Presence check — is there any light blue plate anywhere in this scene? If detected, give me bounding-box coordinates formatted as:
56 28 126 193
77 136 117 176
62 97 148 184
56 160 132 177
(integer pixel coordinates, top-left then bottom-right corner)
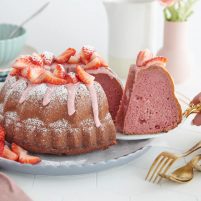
0 140 151 175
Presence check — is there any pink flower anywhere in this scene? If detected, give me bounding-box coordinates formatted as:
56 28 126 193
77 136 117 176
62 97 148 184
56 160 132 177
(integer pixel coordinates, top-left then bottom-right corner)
159 0 176 6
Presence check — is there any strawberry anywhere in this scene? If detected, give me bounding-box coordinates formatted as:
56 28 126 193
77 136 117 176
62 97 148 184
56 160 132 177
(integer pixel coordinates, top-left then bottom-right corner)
44 71 68 85
68 55 80 64
65 72 78 84
76 65 95 84
55 48 76 64
12 56 31 69
11 143 41 165
136 49 153 67
10 68 21 76
27 67 46 84
41 51 55 65
20 66 30 78
80 45 95 64
84 57 108 70
0 126 5 157
53 64 66 79
90 51 100 61
2 145 18 161
29 53 43 66
143 57 168 68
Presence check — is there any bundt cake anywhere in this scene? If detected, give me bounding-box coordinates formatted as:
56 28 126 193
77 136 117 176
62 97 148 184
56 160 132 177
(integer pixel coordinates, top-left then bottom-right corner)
116 49 182 134
0 47 117 155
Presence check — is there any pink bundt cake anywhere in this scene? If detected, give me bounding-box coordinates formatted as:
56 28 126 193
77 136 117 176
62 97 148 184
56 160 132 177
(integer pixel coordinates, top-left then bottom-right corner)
116 50 182 134
0 47 118 155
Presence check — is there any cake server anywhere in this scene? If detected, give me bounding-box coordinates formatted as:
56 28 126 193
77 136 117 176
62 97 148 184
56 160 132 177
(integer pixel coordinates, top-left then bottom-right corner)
8 2 50 38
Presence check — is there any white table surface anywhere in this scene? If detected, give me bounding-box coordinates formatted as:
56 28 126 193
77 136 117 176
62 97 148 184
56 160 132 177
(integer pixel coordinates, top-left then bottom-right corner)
1 47 201 201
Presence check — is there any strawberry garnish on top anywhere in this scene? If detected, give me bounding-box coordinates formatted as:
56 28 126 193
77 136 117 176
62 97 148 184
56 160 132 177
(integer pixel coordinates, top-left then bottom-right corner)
10 68 21 76
11 143 41 165
136 49 153 67
12 56 31 70
53 64 66 79
41 51 55 65
0 125 5 157
68 55 80 64
27 67 46 84
29 53 43 66
142 57 168 68
76 65 95 84
80 45 95 64
55 48 76 64
44 71 69 85
84 57 108 70
65 72 78 84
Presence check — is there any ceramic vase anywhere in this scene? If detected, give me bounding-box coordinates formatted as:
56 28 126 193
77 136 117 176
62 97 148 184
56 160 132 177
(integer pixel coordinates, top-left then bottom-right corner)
157 21 192 84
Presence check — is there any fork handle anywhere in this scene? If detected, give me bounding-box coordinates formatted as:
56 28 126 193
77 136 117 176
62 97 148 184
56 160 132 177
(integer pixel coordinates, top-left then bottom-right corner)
183 141 201 157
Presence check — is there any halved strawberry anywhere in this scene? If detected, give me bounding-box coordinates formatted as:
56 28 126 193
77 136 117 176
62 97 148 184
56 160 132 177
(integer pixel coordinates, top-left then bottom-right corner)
65 72 78 84
10 68 21 76
136 49 153 67
53 64 66 79
11 143 41 165
68 55 80 64
44 71 68 85
2 145 18 161
29 53 43 66
0 126 5 157
41 51 55 65
80 45 95 64
20 66 30 78
27 67 46 84
143 57 168 68
76 65 95 84
55 48 76 64
12 56 31 69
84 57 108 70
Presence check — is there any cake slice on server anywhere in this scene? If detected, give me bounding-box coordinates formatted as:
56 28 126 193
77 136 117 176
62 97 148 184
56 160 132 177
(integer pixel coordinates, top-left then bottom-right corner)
115 49 182 135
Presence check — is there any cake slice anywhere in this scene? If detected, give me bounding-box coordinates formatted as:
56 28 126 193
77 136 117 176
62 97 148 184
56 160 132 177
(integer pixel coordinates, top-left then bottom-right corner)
116 49 182 134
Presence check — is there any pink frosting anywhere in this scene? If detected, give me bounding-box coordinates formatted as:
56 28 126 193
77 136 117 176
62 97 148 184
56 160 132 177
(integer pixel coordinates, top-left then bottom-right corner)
0 173 32 201
19 83 36 104
87 83 101 127
43 85 56 106
66 83 79 116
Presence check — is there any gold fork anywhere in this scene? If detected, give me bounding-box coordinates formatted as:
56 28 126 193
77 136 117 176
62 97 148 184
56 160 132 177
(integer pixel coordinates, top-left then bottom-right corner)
145 140 201 184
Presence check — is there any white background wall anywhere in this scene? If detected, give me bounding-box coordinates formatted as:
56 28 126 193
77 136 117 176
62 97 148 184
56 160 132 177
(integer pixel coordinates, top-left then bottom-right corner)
0 0 201 61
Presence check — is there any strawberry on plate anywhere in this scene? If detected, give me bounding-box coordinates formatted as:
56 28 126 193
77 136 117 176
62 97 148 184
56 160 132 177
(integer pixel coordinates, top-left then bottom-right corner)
84 57 108 70
55 48 76 64
11 143 41 165
29 53 43 66
0 125 5 157
2 145 18 161
136 49 153 67
41 51 55 65
53 64 66 79
68 55 80 64
28 67 46 84
44 71 69 85
80 45 95 64
76 65 95 84
143 57 168 68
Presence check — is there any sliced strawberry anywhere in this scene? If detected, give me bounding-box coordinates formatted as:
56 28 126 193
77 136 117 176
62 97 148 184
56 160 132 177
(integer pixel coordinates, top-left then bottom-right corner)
20 66 30 78
44 71 68 85
68 55 80 64
12 56 31 70
76 65 95 84
41 51 55 65
143 57 168 68
53 64 66 79
65 72 78 84
80 45 95 64
10 68 21 76
55 48 76 64
29 53 43 66
27 67 46 84
0 126 5 157
84 57 108 70
11 143 41 165
90 51 100 61
136 49 153 67
2 145 18 161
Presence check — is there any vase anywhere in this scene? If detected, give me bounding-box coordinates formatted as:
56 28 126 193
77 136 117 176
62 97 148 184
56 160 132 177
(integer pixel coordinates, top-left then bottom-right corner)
157 21 192 84
103 0 156 79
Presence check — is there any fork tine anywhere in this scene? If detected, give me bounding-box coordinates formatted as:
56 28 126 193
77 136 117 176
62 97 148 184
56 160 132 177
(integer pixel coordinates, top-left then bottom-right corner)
153 158 173 183
145 154 164 180
148 156 168 182
157 159 176 184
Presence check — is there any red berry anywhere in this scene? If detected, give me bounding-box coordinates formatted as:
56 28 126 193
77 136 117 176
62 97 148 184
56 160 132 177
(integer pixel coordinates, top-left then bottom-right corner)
10 68 21 76
12 56 31 69
76 65 95 84
27 67 46 84
53 64 66 79
136 49 153 67
80 45 95 64
41 51 55 65
0 126 5 157
84 57 108 70
2 145 18 161
44 71 69 85
143 57 168 68
68 55 80 64
65 72 78 84
29 53 43 66
55 48 76 64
